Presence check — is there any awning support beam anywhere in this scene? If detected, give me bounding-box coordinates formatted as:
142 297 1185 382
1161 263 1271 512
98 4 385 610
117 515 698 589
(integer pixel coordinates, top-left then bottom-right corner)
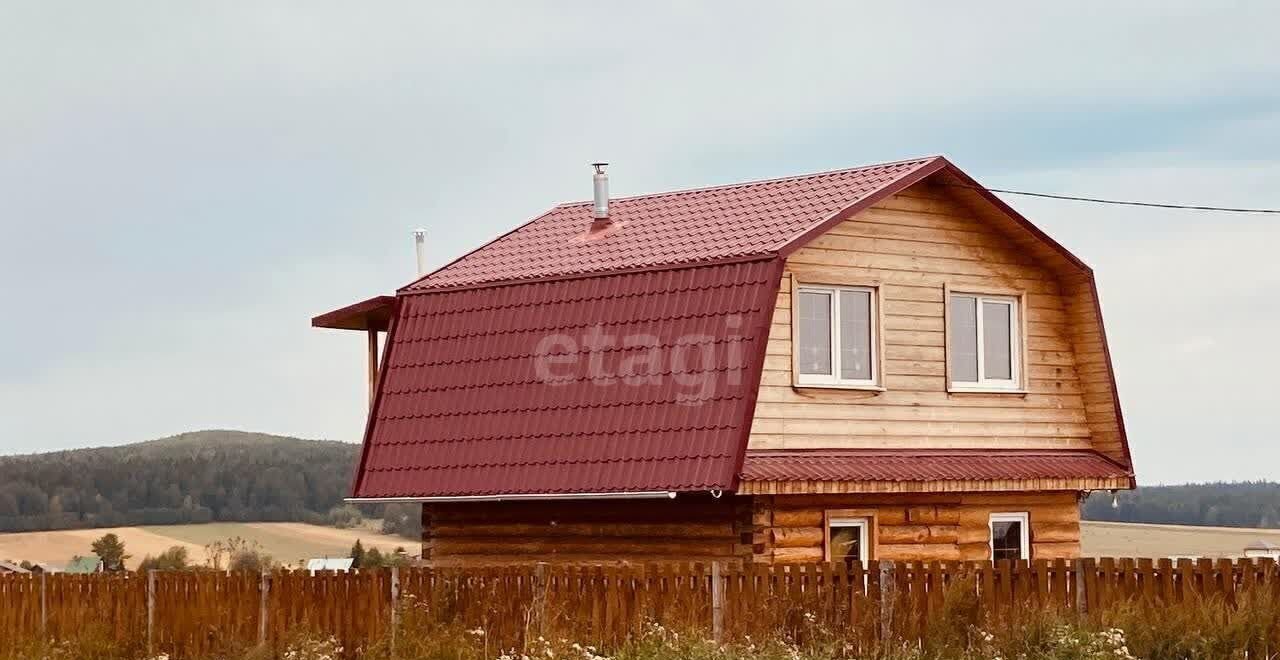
366 329 378 409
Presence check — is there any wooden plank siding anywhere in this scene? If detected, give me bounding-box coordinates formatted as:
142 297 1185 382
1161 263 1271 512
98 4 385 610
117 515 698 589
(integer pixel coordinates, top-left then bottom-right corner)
748 181 1127 465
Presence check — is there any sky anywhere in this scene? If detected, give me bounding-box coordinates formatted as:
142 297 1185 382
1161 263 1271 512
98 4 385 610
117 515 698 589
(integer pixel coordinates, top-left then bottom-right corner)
1 2 1277 485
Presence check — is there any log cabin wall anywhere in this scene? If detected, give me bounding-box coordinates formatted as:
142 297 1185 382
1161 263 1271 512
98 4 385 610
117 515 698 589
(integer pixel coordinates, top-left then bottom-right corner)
754 491 1080 563
750 180 1126 464
421 495 754 565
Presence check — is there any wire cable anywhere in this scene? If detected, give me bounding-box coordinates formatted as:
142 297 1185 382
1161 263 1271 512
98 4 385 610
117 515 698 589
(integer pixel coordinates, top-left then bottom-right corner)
941 183 1280 214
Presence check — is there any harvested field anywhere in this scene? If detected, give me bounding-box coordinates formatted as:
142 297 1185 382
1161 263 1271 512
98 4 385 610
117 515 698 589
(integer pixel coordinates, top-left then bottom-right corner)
0 522 411 569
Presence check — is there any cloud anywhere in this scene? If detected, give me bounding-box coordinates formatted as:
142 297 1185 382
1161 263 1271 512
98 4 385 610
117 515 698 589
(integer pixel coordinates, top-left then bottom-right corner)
1172 337 1217 356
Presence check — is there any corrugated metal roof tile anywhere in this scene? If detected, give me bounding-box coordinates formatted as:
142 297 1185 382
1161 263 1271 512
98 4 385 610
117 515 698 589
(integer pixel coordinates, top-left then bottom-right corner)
351 259 781 498
739 450 1132 483
404 158 938 291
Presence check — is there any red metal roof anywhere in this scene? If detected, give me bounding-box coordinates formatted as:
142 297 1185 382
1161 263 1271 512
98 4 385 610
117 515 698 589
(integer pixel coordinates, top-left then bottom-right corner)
351 258 782 498
740 450 1132 483
341 155 1132 498
404 157 941 291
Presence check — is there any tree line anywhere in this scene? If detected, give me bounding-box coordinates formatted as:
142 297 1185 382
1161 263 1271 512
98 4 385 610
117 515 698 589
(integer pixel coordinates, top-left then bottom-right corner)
1083 481 1280 528
0 430 420 540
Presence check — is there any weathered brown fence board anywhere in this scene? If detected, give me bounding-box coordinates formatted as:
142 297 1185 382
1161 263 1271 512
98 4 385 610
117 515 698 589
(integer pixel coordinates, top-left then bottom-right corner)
3 558 1280 658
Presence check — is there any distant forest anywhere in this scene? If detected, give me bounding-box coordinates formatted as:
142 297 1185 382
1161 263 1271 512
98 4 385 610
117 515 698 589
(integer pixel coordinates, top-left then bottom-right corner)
0 430 421 540
5 430 1280 536
1083 482 1280 528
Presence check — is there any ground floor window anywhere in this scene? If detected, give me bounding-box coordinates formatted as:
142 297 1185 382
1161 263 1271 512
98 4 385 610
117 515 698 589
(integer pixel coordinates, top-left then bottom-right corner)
989 512 1030 562
826 516 869 563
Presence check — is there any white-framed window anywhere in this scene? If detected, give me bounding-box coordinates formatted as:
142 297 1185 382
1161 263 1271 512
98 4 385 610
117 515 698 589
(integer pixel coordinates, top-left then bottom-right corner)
827 516 870 563
989 512 1030 562
795 284 878 387
949 292 1021 390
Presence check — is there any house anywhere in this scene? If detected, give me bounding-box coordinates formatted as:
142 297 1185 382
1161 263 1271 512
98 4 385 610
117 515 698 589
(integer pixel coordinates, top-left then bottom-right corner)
1243 540 1280 561
0 560 30 574
62 556 103 574
315 156 1134 565
305 557 355 573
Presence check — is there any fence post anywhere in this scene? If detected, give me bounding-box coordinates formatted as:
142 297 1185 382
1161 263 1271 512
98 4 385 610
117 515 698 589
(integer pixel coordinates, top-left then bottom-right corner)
711 562 724 642
258 570 270 646
146 570 156 656
878 560 895 642
390 566 401 659
534 562 548 638
1073 558 1088 617
39 571 47 638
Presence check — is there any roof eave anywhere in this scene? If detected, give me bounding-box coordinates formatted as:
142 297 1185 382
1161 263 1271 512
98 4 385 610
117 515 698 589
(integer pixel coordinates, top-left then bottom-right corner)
346 491 681 504
311 295 396 332
737 475 1133 495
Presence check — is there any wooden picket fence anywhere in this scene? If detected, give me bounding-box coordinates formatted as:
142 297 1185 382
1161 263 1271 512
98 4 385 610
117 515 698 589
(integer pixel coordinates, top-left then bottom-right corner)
2 558 1279 658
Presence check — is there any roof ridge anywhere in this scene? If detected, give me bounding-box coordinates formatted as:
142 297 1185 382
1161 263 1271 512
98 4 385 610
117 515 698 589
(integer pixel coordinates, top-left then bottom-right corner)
554 155 941 208
402 253 777 295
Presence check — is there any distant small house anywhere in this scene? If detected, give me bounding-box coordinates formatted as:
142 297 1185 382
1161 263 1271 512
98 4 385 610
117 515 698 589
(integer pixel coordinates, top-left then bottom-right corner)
63 557 104 574
1244 540 1280 560
0 560 30 575
306 557 354 573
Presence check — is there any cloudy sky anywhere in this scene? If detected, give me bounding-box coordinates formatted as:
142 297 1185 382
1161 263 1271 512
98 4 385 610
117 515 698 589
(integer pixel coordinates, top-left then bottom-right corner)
1 3 1277 484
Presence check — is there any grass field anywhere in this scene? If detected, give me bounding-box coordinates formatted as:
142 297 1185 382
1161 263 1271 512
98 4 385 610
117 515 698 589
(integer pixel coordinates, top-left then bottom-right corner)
1081 520 1280 558
0 522 413 570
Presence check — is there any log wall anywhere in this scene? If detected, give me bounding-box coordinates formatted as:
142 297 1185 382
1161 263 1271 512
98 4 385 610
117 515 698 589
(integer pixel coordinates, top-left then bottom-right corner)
421 492 1080 565
421 495 753 565
753 491 1081 563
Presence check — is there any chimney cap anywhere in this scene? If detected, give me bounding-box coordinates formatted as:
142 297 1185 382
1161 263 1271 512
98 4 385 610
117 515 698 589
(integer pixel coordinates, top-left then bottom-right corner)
591 162 610 221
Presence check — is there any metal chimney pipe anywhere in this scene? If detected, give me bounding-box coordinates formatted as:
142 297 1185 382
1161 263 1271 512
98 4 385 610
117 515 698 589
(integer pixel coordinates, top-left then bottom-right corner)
413 229 427 276
591 163 609 220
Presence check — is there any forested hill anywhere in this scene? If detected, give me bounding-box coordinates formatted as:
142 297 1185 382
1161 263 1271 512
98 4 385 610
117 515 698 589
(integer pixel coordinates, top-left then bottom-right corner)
1083 482 1280 528
5 431 1279 534
0 430 361 532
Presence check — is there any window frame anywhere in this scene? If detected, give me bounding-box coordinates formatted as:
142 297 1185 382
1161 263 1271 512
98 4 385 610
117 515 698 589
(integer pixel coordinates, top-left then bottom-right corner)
823 509 876 563
944 285 1027 393
988 512 1030 562
791 278 883 390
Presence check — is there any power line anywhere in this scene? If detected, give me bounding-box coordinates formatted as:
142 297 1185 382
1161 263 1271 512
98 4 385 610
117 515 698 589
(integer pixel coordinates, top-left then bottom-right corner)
942 183 1280 214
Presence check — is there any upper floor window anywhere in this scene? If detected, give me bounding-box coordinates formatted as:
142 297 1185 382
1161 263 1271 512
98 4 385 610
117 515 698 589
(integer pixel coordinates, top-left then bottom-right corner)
795 284 878 387
949 292 1021 391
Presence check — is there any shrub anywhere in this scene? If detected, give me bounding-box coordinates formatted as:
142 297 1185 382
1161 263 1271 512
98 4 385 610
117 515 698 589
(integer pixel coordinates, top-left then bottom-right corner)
137 546 191 572
204 536 275 572
327 504 363 529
